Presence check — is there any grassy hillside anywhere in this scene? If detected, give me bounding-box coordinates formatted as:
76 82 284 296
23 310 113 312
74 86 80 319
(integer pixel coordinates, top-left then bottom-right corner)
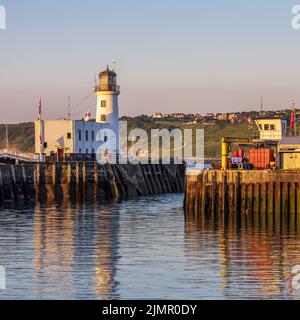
0 123 35 152
122 116 249 157
0 119 250 157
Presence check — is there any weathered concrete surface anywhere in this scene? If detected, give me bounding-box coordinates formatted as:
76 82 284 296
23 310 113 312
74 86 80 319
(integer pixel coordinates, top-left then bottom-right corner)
0 162 185 204
185 170 300 224
0 164 35 202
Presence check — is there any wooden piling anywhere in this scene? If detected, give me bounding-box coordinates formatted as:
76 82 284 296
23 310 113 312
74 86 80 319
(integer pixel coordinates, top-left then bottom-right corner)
274 182 281 229
194 175 200 216
247 183 253 217
282 182 289 230
10 165 17 200
267 182 274 230
211 171 216 216
234 172 240 215
184 170 300 229
260 182 267 228
289 182 296 230
240 183 247 226
201 170 207 216
221 172 227 217
253 183 260 225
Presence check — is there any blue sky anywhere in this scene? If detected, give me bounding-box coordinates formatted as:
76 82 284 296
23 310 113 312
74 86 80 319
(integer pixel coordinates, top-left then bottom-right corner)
1 0 300 122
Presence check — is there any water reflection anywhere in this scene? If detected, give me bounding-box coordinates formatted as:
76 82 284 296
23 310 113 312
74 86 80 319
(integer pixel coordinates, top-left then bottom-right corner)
32 199 120 300
1 194 300 299
185 213 300 299
93 204 120 299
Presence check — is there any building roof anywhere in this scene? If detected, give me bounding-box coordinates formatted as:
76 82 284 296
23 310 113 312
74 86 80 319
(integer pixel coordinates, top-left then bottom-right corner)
99 66 116 77
279 136 300 145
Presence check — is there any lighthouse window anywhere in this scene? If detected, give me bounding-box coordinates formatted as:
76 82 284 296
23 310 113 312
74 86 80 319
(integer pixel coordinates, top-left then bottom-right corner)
101 115 107 122
44 142 48 149
67 132 71 139
101 100 106 108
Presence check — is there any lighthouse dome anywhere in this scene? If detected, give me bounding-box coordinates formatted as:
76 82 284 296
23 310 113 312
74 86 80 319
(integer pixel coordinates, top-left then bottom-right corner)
99 66 116 78
95 66 120 93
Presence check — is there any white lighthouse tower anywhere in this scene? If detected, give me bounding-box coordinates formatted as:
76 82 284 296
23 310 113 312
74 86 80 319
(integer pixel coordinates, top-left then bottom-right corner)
95 66 120 154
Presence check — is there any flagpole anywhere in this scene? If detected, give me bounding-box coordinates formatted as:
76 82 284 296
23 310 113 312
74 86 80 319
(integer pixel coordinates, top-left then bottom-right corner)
39 98 44 155
293 100 297 136
295 103 297 137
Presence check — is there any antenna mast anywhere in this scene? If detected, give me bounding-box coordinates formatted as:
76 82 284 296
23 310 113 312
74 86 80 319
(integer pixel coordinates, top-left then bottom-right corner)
67 96 71 119
112 59 117 71
94 73 97 87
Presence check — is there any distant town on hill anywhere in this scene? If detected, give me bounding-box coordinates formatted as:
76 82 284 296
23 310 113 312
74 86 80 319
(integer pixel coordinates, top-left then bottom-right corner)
0 108 296 157
144 108 295 125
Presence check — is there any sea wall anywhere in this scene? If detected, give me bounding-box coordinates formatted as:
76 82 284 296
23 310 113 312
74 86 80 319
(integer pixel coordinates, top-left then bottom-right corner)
36 162 185 201
184 170 300 225
0 164 36 202
0 162 185 203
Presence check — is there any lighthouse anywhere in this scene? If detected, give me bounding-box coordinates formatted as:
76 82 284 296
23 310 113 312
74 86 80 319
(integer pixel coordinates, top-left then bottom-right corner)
95 66 120 154
34 66 121 161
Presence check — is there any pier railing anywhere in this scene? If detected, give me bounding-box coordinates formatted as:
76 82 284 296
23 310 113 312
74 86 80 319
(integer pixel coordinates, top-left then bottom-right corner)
94 84 120 93
0 148 41 162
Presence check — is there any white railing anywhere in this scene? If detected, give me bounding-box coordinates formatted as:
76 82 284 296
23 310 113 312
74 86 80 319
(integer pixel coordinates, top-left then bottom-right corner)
0 148 43 162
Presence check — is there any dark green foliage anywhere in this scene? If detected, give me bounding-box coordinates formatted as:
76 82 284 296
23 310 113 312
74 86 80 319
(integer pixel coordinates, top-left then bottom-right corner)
0 119 249 156
0 123 35 152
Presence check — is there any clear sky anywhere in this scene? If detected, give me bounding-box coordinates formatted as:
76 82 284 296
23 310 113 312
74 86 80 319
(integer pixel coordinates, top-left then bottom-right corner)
1 0 300 123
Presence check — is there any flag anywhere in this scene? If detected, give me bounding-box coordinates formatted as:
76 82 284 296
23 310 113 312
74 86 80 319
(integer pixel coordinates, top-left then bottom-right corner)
290 100 296 130
84 110 91 122
38 98 42 119
38 98 43 151
290 110 295 130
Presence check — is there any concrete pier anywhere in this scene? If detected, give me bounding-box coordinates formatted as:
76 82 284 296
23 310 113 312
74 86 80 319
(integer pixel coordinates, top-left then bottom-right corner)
184 170 300 223
0 164 35 202
0 162 185 204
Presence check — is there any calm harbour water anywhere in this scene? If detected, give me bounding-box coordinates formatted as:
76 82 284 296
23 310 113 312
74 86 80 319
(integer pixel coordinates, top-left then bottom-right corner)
0 193 300 300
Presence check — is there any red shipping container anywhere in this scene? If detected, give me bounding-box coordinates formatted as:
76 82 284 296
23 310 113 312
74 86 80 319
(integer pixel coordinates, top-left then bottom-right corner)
248 149 274 170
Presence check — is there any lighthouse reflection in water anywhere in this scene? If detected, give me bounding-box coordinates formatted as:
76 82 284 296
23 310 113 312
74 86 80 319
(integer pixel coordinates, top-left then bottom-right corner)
1 194 300 299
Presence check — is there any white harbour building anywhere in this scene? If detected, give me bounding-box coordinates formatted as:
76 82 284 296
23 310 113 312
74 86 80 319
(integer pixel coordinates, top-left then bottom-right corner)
34 67 120 160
